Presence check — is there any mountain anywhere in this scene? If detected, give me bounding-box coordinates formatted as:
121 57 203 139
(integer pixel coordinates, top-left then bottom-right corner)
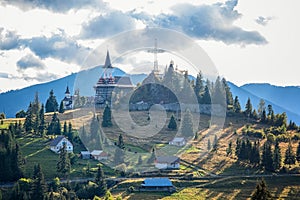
241 83 300 116
228 82 300 124
1 68 300 125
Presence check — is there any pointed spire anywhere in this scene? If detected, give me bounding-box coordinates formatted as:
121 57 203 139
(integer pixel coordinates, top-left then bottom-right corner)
104 50 112 68
65 86 70 94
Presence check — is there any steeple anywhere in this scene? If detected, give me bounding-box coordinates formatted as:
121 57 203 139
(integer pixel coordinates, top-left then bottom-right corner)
104 50 112 68
65 86 70 94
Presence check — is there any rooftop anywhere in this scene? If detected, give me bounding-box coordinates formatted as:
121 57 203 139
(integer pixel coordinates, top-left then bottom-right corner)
50 136 67 146
156 156 180 164
141 178 173 187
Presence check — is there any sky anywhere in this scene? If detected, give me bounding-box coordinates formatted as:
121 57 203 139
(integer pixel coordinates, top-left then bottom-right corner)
0 0 299 92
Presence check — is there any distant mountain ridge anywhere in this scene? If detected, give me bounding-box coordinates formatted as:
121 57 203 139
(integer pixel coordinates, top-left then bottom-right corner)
1 68 300 125
241 83 300 115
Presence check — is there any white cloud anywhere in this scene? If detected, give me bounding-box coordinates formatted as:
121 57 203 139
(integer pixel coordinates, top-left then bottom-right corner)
17 53 45 70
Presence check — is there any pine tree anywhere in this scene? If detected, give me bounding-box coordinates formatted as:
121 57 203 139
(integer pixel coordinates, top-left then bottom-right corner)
262 142 273 171
222 78 234 108
245 98 253 118
57 143 71 176
284 141 296 167
113 148 125 165
226 141 232 156
273 140 282 171
250 140 260 165
147 147 156 164
235 138 241 157
138 155 143 165
63 121 68 137
68 122 74 143
213 134 218 149
261 110 267 123
181 109 194 138
59 101 64 113
31 164 46 200
296 141 300 162
95 165 107 196
233 96 241 113
48 112 61 135
104 191 113 200
207 139 211 151
38 104 45 136
213 76 226 106
168 114 177 130
45 89 59 113
117 134 125 149
194 71 204 102
251 179 273 200
102 105 112 127
202 85 211 104
24 103 33 133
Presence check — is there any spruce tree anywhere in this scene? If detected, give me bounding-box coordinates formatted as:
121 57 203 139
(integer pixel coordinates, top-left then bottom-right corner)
233 96 241 113
213 134 218 149
63 121 68 137
251 179 273 200
245 98 253 118
202 85 211 104
168 114 177 130
296 141 300 162
181 109 194 138
207 138 211 151
31 164 46 200
273 140 282 171
24 103 33 133
226 141 232 156
48 112 61 135
38 104 45 136
68 122 74 143
284 141 296 167
45 89 59 113
222 77 234 108
262 142 273 171
113 148 125 165
258 99 266 119
147 147 156 164
117 134 125 149
194 71 204 102
59 101 64 113
95 165 107 196
57 143 71 176
102 105 112 127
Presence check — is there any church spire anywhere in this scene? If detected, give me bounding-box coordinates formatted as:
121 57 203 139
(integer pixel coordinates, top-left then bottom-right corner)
104 50 112 68
65 86 70 94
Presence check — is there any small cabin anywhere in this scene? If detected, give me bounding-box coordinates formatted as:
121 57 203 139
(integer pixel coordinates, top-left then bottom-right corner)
80 151 91 159
50 136 73 153
155 156 180 169
91 150 108 160
140 178 175 192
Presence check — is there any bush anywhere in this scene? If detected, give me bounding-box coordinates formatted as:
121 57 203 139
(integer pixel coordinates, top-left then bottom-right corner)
276 134 289 143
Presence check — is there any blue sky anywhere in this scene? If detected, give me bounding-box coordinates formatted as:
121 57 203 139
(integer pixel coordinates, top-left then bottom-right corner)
0 0 299 92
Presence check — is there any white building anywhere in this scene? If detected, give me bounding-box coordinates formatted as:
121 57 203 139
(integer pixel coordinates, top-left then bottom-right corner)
155 156 180 169
50 136 73 153
91 150 108 160
169 137 186 146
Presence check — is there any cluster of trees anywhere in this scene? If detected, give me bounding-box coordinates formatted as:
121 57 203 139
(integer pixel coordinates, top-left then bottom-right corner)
0 129 24 182
23 93 45 135
229 138 300 172
7 162 113 200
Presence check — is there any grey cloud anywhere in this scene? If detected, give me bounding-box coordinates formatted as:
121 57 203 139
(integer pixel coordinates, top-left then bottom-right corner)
0 28 91 65
130 0 267 45
25 31 91 65
256 16 273 26
0 28 20 50
21 72 59 82
1 0 107 13
17 54 45 70
80 11 136 39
